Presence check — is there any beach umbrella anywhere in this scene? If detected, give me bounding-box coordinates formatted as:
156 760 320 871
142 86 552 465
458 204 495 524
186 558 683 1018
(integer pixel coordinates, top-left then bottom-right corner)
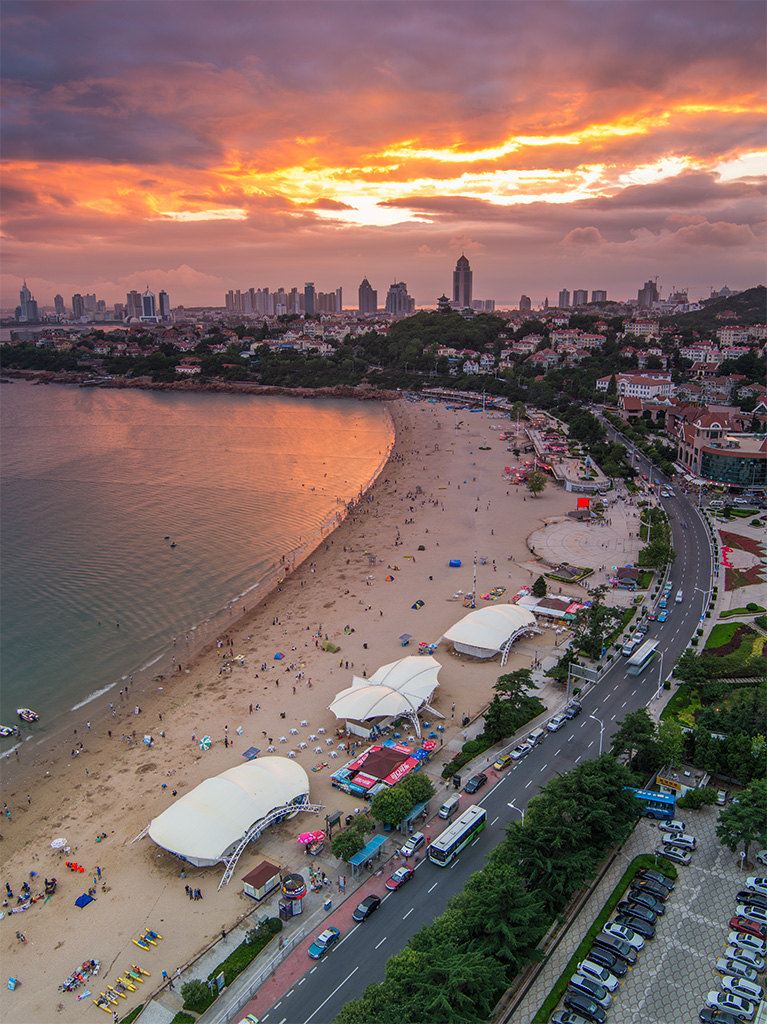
199 735 212 751
274 652 285 660
50 838 67 850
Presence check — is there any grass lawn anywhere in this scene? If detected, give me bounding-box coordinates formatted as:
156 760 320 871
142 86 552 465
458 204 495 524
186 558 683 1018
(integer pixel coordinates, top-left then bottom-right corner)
636 570 654 589
120 1008 144 1024
531 854 677 1024
720 605 766 618
705 622 741 649
660 684 702 728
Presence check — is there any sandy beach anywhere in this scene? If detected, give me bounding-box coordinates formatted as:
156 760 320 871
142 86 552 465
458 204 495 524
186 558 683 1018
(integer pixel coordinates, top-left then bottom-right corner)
0 397 582 1023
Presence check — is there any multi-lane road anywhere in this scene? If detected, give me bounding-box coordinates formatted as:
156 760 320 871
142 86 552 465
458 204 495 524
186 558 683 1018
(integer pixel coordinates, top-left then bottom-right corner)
244 432 715 1024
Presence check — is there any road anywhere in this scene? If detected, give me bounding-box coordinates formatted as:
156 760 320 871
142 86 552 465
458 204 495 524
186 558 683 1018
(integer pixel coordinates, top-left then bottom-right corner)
245 429 715 1024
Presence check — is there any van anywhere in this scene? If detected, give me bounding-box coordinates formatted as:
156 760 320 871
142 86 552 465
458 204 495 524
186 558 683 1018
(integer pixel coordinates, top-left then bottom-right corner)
675 590 683 603
622 640 637 657
527 728 545 747
438 794 460 820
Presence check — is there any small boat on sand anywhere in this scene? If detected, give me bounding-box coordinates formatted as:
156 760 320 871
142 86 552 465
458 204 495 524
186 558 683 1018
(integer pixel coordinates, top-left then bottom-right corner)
17 708 39 723
0 724 20 737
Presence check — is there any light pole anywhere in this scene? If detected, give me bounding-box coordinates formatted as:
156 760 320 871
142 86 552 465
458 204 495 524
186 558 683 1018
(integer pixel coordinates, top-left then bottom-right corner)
653 649 665 702
589 713 605 755
507 800 525 824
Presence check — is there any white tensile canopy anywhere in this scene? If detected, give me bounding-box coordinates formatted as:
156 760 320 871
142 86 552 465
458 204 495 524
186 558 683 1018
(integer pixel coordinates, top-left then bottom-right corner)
328 655 442 738
147 757 309 867
442 604 536 659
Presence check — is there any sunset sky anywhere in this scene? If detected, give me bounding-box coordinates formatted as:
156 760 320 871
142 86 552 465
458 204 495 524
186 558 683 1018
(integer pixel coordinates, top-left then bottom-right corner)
1 0 765 308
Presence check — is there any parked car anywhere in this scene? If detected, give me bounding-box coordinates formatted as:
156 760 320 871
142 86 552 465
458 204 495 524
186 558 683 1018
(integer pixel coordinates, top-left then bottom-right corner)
551 1011 593 1024
656 845 691 865
698 1010 742 1024
735 891 767 912
400 832 426 857
352 894 381 922
658 819 686 834
592 932 638 965
728 930 767 954
636 868 674 890
602 920 644 950
630 879 670 902
627 891 665 915
755 851 767 868
568 974 612 1008
721 976 763 1003
385 866 414 891
736 905 767 927
615 913 655 939
730 917 767 940
616 901 657 924
586 945 629 976
647 610 658 621
308 926 341 959
564 700 582 719
492 753 512 770
562 991 606 1023
547 714 567 732
746 878 767 898
658 610 670 623
716 959 759 983
636 622 649 636
576 960 619 992
724 946 765 972
662 833 697 850
510 742 531 761
717 790 729 806
463 773 487 795
704 991 755 1021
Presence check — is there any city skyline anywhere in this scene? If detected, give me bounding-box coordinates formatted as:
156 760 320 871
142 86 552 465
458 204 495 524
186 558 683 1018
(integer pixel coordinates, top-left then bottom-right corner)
1 1 765 307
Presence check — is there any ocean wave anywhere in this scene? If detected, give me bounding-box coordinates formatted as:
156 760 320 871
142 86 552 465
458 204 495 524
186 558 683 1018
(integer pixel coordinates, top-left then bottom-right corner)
70 681 117 711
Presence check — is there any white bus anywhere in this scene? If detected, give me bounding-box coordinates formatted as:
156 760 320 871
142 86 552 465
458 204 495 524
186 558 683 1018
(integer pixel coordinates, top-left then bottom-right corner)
428 804 487 866
626 639 659 676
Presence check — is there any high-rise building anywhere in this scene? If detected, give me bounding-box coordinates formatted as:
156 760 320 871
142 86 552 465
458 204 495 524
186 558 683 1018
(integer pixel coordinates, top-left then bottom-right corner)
72 293 86 320
385 281 415 317
113 302 125 321
159 290 171 321
335 287 343 313
519 295 532 313
83 292 97 314
358 278 377 314
141 287 157 320
543 296 549 310
558 289 570 308
54 293 65 317
126 290 142 319
637 279 659 309
304 282 316 316
452 254 473 308
591 290 607 303
572 289 588 306
289 287 300 314
471 298 495 313
17 281 33 321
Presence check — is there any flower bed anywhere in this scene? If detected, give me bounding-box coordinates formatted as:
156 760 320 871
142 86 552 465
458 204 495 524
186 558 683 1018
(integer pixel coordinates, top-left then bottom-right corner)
720 530 766 558
725 564 765 592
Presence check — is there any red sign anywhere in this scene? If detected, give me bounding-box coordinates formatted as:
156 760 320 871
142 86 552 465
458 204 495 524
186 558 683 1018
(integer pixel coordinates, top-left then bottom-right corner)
382 757 420 787
353 772 378 790
346 751 370 772
391 743 412 755
577 497 590 508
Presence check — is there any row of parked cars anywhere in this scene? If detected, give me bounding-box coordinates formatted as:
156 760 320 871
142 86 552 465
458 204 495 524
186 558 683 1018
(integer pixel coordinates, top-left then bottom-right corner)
551 866 677 1023
700 875 767 1022
654 817 698 866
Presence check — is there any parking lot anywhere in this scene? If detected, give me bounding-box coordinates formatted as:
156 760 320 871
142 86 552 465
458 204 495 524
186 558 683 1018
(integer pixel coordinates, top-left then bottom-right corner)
610 805 754 1024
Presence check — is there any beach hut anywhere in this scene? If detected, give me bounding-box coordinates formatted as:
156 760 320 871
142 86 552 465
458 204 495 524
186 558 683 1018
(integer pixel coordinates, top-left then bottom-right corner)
442 604 537 660
328 656 442 739
241 860 281 901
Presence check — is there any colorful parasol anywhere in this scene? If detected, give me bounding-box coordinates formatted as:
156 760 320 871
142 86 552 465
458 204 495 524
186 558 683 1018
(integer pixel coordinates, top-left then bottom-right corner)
50 837 67 849
297 830 326 845
199 735 212 751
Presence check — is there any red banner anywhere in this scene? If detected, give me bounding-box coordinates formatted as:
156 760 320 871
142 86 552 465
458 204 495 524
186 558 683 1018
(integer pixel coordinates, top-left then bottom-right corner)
353 772 378 790
382 757 420 787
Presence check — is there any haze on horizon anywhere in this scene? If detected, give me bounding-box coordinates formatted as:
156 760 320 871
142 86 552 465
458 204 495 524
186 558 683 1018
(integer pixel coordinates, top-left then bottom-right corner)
1 0 765 309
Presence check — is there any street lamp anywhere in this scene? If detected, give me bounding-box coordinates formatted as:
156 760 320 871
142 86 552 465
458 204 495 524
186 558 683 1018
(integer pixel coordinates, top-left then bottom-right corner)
653 649 665 702
507 801 525 824
589 713 605 755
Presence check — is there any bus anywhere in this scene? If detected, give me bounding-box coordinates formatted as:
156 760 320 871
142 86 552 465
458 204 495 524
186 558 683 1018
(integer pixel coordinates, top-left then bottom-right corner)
626 787 676 820
428 805 487 866
626 639 659 676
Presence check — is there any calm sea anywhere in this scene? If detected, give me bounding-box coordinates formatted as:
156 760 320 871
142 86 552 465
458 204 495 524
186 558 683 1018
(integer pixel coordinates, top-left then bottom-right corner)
0 383 392 732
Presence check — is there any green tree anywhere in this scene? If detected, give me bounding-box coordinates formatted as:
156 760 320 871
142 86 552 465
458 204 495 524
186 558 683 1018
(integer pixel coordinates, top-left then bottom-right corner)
399 772 435 806
330 816 375 861
180 979 211 1014
654 719 684 770
571 587 621 659
527 470 547 498
611 708 656 768
716 778 767 860
369 786 414 828
494 668 537 702
531 575 547 598
384 944 501 1024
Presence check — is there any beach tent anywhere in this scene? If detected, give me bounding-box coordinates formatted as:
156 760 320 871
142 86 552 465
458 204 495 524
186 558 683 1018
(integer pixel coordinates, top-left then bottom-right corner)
74 893 95 909
442 604 537 659
242 746 260 761
411 600 425 610
328 656 442 739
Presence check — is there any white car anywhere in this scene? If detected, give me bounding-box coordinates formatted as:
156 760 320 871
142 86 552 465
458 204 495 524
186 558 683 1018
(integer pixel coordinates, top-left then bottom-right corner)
510 742 532 761
756 851 767 867
716 958 759 983
728 931 767 955
705 990 755 1020
400 832 425 857
722 975 764 1003
547 715 567 732
736 905 767 927
603 920 644 950
577 959 619 992
725 946 765 972
661 832 696 849
658 819 686 834
746 877 767 899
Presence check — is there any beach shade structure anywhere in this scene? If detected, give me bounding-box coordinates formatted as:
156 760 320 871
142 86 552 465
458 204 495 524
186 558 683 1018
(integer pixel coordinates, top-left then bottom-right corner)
449 559 462 568
146 758 315 881
442 604 537 661
242 747 260 761
199 735 212 751
74 893 95 909
274 652 285 661
399 634 412 647
328 656 442 739
50 838 67 850
411 600 425 610
297 830 325 845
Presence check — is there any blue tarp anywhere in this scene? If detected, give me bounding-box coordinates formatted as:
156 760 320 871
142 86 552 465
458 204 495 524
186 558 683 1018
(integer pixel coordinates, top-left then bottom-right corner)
348 833 388 867
74 893 94 909
242 747 260 760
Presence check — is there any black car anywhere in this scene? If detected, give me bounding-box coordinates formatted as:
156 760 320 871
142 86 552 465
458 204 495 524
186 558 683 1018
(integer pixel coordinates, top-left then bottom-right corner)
464 772 488 794
352 894 381 922
626 892 665 916
636 868 674 891
698 1008 742 1024
562 991 606 1023
615 913 655 939
616 902 657 924
587 946 628 978
564 701 582 720
630 878 670 902
591 933 637 965
551 1012 593 1024
735 890 767 911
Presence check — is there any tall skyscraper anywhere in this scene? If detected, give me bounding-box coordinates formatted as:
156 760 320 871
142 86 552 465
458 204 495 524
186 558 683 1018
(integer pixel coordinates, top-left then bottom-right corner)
385 281 415 316
83 292 97 313
141 287 157 320
304 282 316 316
54 293 65 317
18 281 33 321
113 302 125 321
126 290 142 319
159 290 171 321
572 289 588 306
452 254 472 308
519 295 532 313
591 289 607 303
72 293 86 319
358 278 377 314
558 289 570 308
637 280 659 309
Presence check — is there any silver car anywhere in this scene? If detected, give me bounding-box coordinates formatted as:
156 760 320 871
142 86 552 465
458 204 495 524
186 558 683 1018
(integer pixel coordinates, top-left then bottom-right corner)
716 958 758 983
722 975 763 1003
725 946 765 972
705 990 755 1020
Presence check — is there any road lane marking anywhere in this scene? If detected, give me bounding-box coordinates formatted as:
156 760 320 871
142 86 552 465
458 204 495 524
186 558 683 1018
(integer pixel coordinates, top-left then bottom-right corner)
525 780 532 788
568 734 574 741
302 966 359 1024
336 923 360 949
279 1018 287 1024
275 1002 282 1009
588 741 594 749
375 937 387 949
286 989 295 997
309 967 317 974
427 881 438 893
541 763 548 771
575 755 582 763
610 713 616 720
403 908 414 919
621 701 627 708
491 815 499 825
299 978 306 986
